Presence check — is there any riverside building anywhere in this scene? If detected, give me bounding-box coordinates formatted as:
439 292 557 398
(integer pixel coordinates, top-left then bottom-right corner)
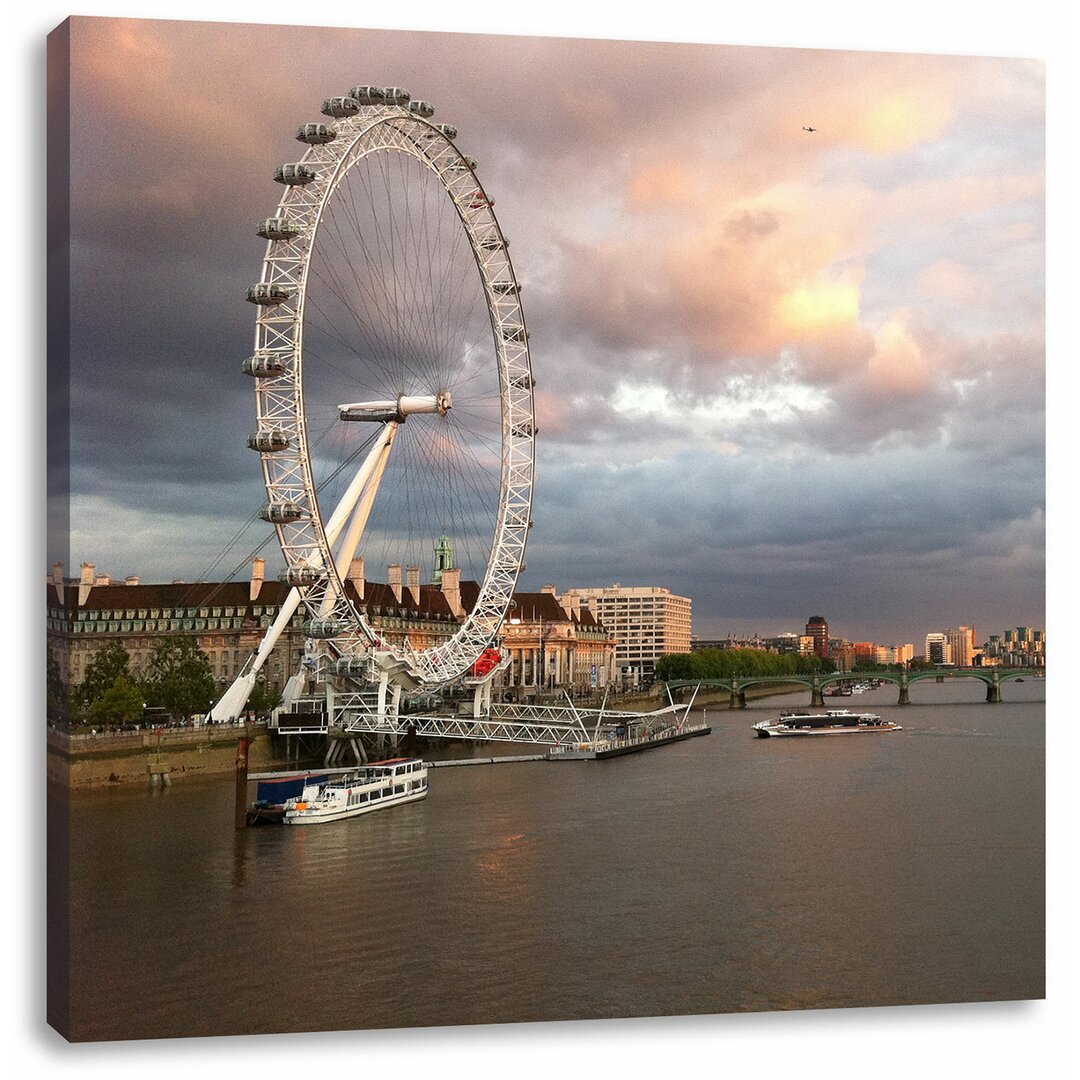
924 633 953 666
983 627 1046 668
47 557 619 712
47 558 469 700
557 584 692 685
500 588 617 697
804 615 830 659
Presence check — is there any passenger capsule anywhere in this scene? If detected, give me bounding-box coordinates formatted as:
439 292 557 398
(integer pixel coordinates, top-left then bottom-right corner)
462 155 478 169
304 618 346 639
247 429 292 453
511 422 536 439
259 502 305 524
296 123 337 145
281 566 327 587
246 283 292 306
408 100 435 118
322 96 360 118
242 352 290 378
435 123 458 139
492 281 520 295
256 217 304 241
466 190 493 209
478 235 508 251
501 326 529 343
274 163 318 186
382 86 411 105
509 372 536 389
333 657 371 676
349 85 387 105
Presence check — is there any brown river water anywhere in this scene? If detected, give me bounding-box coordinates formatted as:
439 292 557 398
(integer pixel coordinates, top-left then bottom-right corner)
53 679 1044 1041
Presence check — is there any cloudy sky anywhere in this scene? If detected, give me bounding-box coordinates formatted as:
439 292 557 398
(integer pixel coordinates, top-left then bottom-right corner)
53 16 1045 646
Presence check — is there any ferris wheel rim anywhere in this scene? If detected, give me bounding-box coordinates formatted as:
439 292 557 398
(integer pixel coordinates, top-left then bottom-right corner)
249 101 535 685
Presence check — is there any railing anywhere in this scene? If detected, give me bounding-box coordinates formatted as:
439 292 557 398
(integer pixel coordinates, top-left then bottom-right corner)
49 722 262 754
548 721 709 755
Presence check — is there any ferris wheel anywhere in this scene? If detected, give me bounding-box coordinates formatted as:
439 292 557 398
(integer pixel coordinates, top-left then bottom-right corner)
244 85 535 688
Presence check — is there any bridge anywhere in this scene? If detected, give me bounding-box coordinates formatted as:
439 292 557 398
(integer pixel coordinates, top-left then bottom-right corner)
664 668 1040 708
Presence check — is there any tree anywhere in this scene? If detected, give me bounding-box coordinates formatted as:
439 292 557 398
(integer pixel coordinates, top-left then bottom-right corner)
654 648 836 682
142 637 216 720
77 642 132 711
248 681 283 715
89 676 145 729
47 648 69 725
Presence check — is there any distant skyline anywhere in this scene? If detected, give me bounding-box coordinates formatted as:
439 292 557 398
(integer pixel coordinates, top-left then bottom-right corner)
51 17 1045 646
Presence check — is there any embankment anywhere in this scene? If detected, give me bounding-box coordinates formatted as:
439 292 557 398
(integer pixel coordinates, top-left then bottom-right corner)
47 725 289 788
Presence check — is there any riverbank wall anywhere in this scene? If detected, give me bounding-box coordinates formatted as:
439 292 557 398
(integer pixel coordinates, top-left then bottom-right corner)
47 725 289 788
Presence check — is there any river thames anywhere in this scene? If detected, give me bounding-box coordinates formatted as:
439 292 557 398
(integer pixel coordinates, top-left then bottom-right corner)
56 679 1044 1041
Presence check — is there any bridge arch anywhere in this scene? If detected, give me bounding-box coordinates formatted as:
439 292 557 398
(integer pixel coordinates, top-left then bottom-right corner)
664 668 1031 708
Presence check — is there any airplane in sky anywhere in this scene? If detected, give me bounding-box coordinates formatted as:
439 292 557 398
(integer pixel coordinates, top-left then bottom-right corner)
802 125 817 132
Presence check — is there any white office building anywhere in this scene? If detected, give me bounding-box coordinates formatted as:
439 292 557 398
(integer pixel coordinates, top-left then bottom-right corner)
557 584 692 683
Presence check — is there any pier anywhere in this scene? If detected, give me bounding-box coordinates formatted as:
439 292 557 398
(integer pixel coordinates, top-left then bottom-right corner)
548 722 712 760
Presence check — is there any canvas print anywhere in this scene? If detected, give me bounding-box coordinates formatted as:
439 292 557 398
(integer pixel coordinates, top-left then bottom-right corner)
46 16 1045 1042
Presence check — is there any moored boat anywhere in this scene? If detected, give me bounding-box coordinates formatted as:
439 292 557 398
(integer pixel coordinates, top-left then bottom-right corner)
283 757 428 824
753 709 901 738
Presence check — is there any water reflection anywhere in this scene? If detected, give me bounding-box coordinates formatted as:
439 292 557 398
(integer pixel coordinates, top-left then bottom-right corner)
62 680 1044 1039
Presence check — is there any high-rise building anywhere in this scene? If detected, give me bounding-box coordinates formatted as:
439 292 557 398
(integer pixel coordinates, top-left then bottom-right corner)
805 615 829 658
983 627 1046 668
945 626 976 668
558 584 692 683
925 632 952 666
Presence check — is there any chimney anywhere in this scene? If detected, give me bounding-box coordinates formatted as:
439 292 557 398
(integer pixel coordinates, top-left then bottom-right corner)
125 575 140 586
440 567 463 618
388 563 403 603
78 562 95 606
93 573 111 586
250 556 265 602
541 583 557 595
406 565 421 606
562 592 580 620
347 556 365 601
51 562 64 604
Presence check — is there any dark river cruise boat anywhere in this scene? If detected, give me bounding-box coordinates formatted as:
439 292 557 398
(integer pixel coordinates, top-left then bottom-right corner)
753 709 902 737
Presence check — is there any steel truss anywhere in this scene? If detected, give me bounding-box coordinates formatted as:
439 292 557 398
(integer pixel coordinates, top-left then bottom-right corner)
274 690 692 748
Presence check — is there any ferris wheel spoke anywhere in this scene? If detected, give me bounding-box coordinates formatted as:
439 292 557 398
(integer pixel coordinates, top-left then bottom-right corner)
423 419 498 565
316 196 426 392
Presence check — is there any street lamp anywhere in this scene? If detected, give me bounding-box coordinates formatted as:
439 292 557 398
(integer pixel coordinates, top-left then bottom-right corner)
508 603 522 700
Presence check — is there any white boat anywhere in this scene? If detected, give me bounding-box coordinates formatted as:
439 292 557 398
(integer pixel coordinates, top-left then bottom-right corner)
283 757 428 824
753 709 902 738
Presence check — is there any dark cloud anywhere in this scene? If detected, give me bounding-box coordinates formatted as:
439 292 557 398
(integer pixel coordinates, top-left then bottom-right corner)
59 18 1044 642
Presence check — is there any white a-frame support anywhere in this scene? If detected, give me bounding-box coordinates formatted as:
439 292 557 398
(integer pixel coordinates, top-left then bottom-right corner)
209 423 398 721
